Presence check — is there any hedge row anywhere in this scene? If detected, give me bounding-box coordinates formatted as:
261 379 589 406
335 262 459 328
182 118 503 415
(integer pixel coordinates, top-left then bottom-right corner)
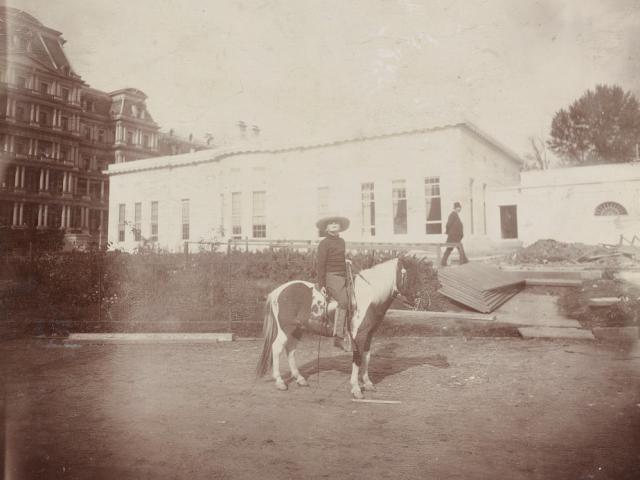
1 249 444 336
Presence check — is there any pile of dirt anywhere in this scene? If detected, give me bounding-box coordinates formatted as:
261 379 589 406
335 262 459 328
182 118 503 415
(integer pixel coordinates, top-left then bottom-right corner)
506 239 636 266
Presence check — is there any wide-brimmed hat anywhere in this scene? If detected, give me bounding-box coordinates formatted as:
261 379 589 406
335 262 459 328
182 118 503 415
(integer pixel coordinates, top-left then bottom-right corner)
316 216 350 233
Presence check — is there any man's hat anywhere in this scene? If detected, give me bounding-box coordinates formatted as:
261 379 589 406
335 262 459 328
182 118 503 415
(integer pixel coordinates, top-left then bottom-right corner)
316 216 350 233
453 201 462 209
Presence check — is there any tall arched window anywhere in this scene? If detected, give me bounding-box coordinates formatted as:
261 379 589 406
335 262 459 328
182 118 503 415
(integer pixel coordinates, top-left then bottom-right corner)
594 202 628 216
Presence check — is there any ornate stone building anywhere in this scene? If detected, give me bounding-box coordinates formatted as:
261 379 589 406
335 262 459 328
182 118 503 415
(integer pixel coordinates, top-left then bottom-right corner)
0 7 160 248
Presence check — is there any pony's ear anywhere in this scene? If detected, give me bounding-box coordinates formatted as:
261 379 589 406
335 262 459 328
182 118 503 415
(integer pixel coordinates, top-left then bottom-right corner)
405 250 430 263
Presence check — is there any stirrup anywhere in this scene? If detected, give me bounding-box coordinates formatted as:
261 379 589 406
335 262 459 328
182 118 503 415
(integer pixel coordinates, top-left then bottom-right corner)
334 335 352 352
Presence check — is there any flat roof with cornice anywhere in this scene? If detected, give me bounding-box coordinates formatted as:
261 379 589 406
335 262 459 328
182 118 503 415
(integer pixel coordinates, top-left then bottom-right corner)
105 121 523 176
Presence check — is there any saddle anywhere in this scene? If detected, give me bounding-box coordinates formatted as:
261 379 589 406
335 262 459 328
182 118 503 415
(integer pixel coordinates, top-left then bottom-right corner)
306 263 356 337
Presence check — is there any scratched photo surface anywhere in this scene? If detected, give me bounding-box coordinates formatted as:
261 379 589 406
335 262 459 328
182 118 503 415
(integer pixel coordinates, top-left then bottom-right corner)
1 1 640 479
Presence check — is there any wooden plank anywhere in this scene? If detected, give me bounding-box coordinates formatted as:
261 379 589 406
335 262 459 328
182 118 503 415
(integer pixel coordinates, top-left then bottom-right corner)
439 264 525 291
66 333 234 343
351 399 401 404
588 297 622 307
525 278 583 287
385 309 496 322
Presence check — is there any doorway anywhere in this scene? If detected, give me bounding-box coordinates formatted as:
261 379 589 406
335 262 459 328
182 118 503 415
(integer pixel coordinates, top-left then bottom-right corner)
500 205 518 239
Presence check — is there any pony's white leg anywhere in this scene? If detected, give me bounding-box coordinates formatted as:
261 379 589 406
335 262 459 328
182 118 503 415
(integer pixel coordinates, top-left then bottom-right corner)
348 306 366 398
362 351 376 391
272 329 288 391
350 361 363 398
286 344 308 387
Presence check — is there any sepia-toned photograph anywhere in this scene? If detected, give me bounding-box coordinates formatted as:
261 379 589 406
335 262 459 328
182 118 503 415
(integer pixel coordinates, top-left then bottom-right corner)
1 1 640 478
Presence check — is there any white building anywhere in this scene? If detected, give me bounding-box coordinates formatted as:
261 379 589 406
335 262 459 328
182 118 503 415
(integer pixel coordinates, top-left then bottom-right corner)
487 162 640 245
105 122 522 252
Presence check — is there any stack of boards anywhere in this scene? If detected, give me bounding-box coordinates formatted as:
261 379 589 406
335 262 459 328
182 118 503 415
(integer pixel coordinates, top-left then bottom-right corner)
438 263 525 313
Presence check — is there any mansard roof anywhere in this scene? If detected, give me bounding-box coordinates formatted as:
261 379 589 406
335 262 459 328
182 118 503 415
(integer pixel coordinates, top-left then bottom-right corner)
0 7 78 78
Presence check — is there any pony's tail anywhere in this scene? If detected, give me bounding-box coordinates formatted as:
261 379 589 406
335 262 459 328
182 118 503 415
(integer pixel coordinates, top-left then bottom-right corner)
256 292 277 378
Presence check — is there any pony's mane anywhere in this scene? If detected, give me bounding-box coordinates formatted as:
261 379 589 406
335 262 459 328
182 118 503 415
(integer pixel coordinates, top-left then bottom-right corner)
359 258 399 305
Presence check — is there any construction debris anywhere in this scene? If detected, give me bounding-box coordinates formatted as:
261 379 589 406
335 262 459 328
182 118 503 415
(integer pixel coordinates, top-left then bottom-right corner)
438 263 525 313
588 297 623 308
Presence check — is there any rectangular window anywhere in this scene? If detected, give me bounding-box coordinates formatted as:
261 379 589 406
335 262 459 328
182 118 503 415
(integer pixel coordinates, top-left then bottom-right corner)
15 137 28 156
231 192 242 238
40 82 49 95
16 102 28 122
126 130 134 145
118 204 126 242
142 134 150 148
134 202 141 241
252 191 266 238
392 180 407 234
62 87 70 102
16 76 27 89
361 182 376 236
424 176 443 234
61 116 69 131
317 186 329 218
59 146 70 163
150 201 158 241
39 111 49 127
98 130 105 143
181 199 190 240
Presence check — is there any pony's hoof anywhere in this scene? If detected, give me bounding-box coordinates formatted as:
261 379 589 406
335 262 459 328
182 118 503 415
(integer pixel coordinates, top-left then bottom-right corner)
351 388 364 399
363 383 377 392
296 377 309 387
276 381 288 391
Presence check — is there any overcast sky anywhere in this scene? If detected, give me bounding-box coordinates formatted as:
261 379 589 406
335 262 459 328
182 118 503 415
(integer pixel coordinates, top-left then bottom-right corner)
8 0 640 157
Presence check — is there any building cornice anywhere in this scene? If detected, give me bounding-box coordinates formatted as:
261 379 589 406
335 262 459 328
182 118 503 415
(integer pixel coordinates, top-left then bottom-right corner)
106 122 523 176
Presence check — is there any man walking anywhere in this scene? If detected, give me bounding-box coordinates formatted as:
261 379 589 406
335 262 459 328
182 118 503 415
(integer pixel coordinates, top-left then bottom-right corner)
441 201 469 267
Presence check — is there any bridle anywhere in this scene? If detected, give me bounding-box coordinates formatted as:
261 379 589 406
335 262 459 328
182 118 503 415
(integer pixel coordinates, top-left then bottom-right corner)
392 264 407 299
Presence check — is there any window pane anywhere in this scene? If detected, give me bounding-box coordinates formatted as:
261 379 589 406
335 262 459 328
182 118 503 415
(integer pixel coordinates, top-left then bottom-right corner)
134 202 141 241
118 204 125 242
231 192 242 237
252 191 266 238
181 199 189 240
361 182 375 236
424 177 442 234
426 223 442 234
392 180 407 234
426 197 441 222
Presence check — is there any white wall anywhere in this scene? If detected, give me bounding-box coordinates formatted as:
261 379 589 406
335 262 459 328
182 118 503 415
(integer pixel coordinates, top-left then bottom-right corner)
107 126 522 252
487 163 640 245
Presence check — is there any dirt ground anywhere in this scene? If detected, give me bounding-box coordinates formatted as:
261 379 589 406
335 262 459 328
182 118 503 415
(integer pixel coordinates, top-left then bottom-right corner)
2 335 640 480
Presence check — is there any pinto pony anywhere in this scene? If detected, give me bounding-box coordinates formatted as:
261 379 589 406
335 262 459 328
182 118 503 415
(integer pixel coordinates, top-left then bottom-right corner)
256 255 422 398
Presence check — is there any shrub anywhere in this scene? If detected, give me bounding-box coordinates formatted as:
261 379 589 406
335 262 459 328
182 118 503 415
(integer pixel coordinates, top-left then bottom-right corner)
1 248 444 336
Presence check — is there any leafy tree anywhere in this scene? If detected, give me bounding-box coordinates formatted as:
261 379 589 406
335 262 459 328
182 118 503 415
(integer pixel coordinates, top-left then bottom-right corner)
548 84 640 165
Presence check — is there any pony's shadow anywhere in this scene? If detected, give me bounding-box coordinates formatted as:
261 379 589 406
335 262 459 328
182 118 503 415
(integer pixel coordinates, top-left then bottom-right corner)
293 341 449 385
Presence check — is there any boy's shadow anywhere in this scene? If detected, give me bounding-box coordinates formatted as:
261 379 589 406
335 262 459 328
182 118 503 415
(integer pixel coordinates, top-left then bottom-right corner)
293 342 449 385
